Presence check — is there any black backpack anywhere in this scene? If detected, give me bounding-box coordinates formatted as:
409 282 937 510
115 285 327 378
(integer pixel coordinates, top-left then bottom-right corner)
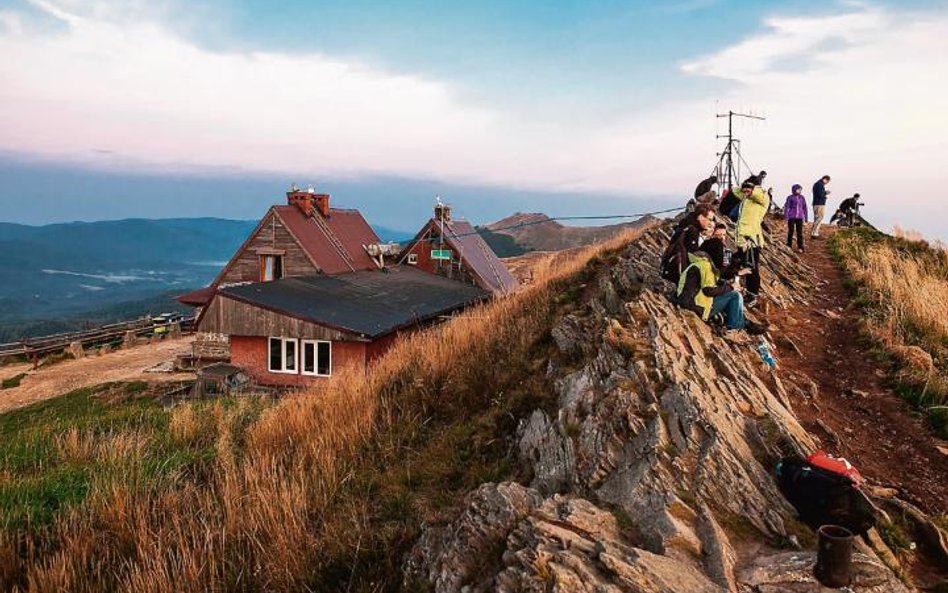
775 456 877 536
660 223 697 284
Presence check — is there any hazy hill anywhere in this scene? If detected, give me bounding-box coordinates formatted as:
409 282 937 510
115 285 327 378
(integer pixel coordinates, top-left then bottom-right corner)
479 212 658 255
0 218 411 340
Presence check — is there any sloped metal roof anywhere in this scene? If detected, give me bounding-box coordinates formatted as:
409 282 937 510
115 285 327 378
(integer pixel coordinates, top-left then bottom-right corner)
400 218 518 294
273 205 380 274
218 266 490 339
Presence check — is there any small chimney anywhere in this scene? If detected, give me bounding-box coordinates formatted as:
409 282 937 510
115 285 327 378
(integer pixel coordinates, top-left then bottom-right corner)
434 201 452 222
314 193 331 217
286 185 314 216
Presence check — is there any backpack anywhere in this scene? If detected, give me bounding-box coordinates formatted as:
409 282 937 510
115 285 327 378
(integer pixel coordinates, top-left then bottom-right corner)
719 191 740 221
807 451 863 487
660 238 686 284
775 456 876 536
660 223 698 284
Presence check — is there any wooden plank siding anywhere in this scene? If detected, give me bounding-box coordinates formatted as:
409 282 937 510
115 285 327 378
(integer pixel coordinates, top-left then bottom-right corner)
217 211 321 286
199 295 365 342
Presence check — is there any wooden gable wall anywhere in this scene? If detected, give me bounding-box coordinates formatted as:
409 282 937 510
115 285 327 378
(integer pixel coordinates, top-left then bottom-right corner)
217 210 320 286
199 295 364 342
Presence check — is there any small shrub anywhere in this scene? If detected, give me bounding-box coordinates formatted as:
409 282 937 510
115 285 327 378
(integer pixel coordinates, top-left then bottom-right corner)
0 374 26 389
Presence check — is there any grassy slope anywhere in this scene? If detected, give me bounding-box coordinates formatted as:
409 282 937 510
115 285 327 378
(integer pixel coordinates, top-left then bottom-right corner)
0 228 644 593
829 227 948 437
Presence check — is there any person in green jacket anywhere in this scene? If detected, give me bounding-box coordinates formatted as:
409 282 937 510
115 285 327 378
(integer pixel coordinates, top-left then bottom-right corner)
675 251 767 334
733 180 770 307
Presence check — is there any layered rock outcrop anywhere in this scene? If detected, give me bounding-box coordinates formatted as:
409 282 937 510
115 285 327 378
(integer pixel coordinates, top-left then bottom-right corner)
408 224 917 592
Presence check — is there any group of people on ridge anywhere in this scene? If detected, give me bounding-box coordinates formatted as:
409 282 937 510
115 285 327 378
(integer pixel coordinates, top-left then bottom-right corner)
670 171 863 334
661 179 769 336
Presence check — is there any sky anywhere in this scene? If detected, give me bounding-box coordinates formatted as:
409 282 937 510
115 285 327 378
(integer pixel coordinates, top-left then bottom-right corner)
1 0 946 237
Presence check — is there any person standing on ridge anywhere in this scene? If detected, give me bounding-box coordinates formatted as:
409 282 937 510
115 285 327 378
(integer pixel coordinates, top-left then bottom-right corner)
734 180 770 308
784 184 808 252
811 175 831 239
694 174 718 204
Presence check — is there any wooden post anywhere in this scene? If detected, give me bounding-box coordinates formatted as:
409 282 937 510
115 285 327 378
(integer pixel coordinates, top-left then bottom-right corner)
68 341 85 359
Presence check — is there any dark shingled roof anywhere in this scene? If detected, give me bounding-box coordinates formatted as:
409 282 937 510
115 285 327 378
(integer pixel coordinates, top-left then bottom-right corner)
218 267 490 339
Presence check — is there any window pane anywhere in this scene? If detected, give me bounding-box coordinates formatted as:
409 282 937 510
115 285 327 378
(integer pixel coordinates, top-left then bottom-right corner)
262 256 274 281
269 338 281 371
317 342 331 376
303 342 315 374
285 339 296 371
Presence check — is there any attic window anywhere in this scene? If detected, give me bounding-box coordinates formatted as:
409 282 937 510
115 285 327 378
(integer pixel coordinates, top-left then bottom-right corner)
407 253 418 265
260 254 284 282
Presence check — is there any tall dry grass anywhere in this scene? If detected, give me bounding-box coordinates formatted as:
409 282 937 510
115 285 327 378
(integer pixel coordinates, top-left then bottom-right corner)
1 226 650 593
832 227 948 433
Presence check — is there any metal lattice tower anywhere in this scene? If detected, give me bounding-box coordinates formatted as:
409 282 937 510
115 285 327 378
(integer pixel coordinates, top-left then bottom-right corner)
715 110 765 190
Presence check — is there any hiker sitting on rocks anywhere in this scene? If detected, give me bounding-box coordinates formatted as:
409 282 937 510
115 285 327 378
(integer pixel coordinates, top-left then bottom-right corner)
699 223 740 278
675 251 767 335
693 174 718 205
660 204 715 284
734 180 770 308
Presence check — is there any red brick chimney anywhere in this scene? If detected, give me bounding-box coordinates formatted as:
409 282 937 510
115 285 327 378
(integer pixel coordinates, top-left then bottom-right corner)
434 202 452 222
286 186 314 216
314 193 331 217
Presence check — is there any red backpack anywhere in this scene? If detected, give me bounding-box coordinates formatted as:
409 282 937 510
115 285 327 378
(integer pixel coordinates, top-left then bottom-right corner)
806 451 863 487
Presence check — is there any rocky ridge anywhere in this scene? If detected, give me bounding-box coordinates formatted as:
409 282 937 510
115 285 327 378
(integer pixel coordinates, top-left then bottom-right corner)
407 222 921 592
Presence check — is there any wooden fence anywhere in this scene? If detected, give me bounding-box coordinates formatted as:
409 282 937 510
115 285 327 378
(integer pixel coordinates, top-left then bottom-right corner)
0 317 195 363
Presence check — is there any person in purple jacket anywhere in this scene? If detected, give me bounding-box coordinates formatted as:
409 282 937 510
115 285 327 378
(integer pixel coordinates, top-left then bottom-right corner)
784 184 808 252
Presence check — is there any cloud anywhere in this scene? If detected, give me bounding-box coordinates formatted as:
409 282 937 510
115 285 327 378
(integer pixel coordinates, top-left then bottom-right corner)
1 0 947 241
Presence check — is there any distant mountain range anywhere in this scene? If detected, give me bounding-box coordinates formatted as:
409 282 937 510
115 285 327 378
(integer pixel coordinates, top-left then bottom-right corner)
477 212 658 256
0 218 412 341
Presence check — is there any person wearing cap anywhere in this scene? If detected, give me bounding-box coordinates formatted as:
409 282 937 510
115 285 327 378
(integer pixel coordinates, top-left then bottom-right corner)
811 175 831 238
784 184 808 252
675 250 767 335
734 180 770 307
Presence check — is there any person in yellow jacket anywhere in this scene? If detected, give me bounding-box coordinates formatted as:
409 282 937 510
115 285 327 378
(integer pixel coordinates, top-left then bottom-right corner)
733 180 770 307
675 251 767 334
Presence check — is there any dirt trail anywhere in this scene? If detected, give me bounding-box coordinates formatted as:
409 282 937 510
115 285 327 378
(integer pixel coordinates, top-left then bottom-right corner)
0 337 194 413
766 226 948 515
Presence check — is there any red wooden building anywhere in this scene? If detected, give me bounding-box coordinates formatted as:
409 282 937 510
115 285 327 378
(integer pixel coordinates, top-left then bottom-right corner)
178 189 512 385
198 267 488 386
397 203 518 295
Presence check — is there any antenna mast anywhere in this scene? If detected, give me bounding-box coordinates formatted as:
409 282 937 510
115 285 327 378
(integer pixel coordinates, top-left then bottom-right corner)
715 110 765 190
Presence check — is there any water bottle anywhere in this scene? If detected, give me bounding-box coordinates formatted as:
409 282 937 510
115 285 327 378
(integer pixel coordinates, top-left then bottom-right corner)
757 338 777 368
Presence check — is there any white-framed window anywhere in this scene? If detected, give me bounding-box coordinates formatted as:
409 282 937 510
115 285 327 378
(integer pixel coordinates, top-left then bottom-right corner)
301 340 332 377
268 337 298 374
407 253 418 265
